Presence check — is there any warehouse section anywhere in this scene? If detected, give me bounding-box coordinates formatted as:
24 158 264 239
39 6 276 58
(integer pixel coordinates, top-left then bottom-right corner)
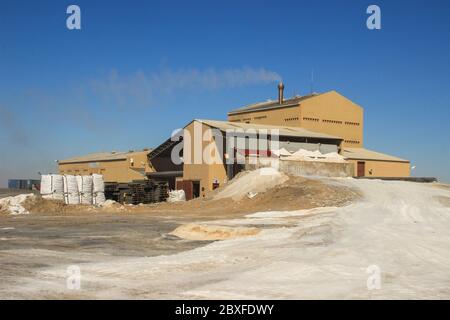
58 149 154 183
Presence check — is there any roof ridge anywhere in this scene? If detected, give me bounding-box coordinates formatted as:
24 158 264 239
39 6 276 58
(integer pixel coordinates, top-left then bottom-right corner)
228 92 322 115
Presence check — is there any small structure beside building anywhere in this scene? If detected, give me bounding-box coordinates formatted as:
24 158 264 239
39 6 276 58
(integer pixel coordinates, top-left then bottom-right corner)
8 179 40 190
58 149 154 183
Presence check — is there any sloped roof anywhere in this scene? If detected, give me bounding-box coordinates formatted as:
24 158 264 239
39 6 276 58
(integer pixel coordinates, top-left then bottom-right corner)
196 119 342 140
227 92 322 115
342 147 409 162
59 149 152 164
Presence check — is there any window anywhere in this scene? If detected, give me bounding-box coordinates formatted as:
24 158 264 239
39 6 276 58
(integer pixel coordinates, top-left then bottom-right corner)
322 119 343 124
254 115 267 120
284 117 299 122
345 121 360 126
344 139 360 144
302 117 319 122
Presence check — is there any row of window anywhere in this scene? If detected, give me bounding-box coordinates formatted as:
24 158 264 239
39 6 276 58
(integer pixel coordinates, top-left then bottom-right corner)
303 117 320 122
61 169 106 174
323 119 342 124
344 140 360 144
304 117 360 126
231 116 360 127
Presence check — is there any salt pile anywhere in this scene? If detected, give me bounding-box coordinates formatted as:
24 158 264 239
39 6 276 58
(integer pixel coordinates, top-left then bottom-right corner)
98 199 118 208
0 194 35 215
167 190 186 202
272 148 346 163
214 167 288 201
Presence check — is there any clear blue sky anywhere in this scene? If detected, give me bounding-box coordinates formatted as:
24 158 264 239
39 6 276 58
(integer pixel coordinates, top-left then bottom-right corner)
1 0 449 185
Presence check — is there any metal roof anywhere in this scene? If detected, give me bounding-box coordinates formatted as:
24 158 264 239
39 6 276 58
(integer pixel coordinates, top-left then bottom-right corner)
342 147 409 162
196 119 343 140
227 92 322 115
59 149 152 164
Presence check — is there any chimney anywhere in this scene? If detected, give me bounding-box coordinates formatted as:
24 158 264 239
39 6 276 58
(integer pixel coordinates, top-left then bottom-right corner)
278 82 284 104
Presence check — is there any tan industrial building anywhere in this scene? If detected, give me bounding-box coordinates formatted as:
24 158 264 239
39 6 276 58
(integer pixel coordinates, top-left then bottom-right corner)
58 149 154 183
149 83 410 199
228 86 363 148
150 119 344 199
59 82 410 200
227 83 410 178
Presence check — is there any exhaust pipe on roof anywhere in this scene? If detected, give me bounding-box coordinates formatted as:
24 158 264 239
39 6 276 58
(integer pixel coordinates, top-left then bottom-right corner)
278 82 284 104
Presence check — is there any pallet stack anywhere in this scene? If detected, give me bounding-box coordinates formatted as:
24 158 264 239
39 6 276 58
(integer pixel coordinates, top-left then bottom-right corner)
104 180 168 204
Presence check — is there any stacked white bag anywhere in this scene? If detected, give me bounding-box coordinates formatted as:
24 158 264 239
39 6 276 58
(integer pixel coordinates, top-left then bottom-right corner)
41 174 106 205
63 175 80 205
92 174 106 205
40 174 64 201
77 175 93 205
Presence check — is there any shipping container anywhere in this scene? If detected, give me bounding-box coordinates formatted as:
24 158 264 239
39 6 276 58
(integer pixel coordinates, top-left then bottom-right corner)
8 179 40 190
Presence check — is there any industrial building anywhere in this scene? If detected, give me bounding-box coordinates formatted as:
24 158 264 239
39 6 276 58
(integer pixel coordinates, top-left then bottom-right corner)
58 149 154 183
227 83 410 179
149 83 410 199
148 119 344 199
58 82 410 201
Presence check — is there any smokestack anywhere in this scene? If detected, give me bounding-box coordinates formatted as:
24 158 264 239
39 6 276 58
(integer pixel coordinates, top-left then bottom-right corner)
278 82 284 104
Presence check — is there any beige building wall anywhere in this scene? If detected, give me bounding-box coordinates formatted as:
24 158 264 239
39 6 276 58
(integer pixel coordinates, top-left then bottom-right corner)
59 150 154 183
228 91 363 147
347 159 410 177
299 91 363 147
228 105 301 127
182 121 227 197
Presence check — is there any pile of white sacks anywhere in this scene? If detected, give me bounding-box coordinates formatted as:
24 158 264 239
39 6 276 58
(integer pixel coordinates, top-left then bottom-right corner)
40 174 106 205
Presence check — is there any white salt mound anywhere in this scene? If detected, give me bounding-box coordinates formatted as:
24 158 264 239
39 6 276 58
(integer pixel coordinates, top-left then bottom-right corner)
0 194 35 215
214 167 288 201
278 148 346 163
168 190 186 202
98 199 118 208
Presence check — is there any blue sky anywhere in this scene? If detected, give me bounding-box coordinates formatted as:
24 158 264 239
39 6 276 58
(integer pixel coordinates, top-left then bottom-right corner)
1 0 449 185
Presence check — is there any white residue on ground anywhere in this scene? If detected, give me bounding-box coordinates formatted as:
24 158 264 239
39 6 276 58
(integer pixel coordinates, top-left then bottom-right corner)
214 167 288 201
0 194 35 215
6 179 450 299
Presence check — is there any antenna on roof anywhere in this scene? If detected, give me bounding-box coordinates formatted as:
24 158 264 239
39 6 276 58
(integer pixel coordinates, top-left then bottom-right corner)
310 68 314 94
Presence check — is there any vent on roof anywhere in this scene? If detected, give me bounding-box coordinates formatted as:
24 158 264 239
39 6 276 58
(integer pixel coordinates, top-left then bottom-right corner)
278 82 284 104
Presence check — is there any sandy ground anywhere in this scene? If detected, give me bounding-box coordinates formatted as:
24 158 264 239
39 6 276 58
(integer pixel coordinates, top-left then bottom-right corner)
1 177 449 299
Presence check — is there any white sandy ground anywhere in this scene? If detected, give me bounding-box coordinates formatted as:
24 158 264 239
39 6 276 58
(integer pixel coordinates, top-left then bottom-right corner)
2 178 450 299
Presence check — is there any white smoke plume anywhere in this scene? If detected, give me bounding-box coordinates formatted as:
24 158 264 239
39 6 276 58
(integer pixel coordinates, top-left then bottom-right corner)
91 67 281 108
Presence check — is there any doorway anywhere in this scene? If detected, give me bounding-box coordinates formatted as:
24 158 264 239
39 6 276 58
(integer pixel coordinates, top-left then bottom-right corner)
357 161 365 177
192 181 200 198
